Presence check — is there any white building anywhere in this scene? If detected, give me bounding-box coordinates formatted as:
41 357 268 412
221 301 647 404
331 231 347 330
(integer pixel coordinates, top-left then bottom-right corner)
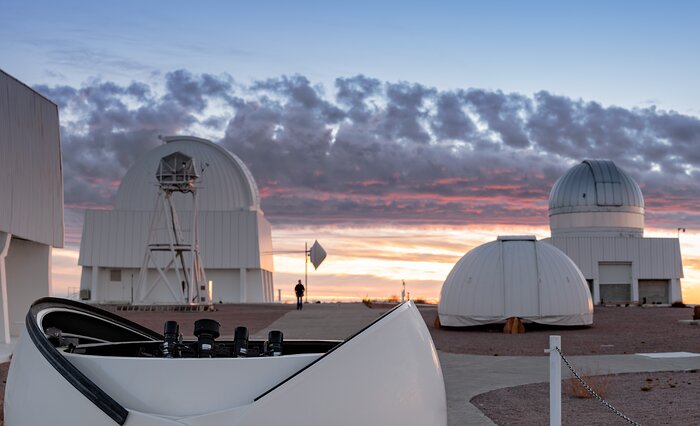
0 69 64 341
543 159 683 304
438 236 593 327
79 136 274 304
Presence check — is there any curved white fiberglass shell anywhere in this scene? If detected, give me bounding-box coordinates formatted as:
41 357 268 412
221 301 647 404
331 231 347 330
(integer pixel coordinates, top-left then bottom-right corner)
114 136 260 212
5 302 446 425
438 236 593 327
549 160 644 237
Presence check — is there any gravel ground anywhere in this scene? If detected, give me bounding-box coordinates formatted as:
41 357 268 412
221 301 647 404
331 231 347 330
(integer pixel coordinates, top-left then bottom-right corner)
473 371 700 425
418 305 700 356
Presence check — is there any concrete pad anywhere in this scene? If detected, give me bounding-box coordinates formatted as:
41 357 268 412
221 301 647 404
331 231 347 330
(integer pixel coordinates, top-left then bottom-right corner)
252 303 389 340
636 352 700 358
438 351 700 426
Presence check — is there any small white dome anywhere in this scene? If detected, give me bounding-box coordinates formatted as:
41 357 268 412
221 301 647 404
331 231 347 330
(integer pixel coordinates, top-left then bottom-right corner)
114 136 260 211
438 236 593 327
549 160 644 237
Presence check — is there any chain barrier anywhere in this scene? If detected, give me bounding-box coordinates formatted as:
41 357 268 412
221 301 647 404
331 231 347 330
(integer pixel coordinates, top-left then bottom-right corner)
554 346 642 426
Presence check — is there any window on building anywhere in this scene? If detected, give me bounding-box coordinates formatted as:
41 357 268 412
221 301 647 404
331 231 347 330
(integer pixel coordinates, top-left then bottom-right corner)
110 269 122 282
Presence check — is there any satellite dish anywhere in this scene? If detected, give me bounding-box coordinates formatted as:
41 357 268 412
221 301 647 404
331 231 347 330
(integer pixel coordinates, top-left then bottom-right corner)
309 240 327 270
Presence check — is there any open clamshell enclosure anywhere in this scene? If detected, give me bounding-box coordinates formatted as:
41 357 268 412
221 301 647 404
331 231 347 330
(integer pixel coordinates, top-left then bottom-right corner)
6 298 447 425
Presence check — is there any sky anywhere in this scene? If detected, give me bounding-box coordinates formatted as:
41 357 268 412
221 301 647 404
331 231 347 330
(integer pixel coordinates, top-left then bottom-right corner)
3 0 700 302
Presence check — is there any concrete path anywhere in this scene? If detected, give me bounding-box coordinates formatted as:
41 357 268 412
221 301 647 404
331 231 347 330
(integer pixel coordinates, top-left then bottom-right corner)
252 303 388 340
439 351 700 426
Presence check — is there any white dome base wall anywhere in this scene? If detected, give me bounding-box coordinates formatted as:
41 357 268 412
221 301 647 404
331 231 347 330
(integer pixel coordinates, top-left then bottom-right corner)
438 236 593 327
4 237 52 336
550 211 644 237
0 70 64 341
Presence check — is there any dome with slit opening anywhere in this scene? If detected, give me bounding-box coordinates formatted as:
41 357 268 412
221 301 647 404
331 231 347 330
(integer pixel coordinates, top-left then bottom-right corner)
114 136 260 211
549 160 644 237
438 236 593 327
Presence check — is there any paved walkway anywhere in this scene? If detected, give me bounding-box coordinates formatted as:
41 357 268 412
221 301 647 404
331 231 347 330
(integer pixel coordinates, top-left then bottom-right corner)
439 351 700 426
252 303 388 340
251 304 700 426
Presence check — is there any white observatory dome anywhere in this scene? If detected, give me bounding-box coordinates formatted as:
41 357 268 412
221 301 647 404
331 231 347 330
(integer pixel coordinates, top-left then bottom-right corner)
114 136 260 211
438 236 593 327
549 160 644 237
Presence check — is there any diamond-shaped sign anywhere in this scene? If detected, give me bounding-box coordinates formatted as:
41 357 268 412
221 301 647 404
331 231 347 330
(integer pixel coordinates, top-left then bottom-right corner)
309 240 327 270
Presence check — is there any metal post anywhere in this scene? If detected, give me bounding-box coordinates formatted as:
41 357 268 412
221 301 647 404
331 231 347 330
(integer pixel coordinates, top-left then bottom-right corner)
0 232 12 344
549 335 561 426
305 241 308 304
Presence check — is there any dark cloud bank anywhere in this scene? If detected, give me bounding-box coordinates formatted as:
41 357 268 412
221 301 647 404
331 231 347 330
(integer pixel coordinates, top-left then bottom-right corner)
34 70 700 242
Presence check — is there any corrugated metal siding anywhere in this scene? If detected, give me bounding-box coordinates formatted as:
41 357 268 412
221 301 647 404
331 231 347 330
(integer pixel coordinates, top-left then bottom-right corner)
0 70 63 247
79 210 270 270
113 137 259 212
257 215 274 271
545 236 683 279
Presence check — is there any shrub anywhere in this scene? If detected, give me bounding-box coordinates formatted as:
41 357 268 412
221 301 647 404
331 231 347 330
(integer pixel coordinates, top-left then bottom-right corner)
564 373 610 399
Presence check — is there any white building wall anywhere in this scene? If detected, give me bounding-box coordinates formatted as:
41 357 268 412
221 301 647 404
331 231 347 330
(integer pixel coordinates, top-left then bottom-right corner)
79 210 274 303
0 70 63 247
5 237 52 336
544 236 683 303
80 210 270 269
0 70 63 340
79 267 275 304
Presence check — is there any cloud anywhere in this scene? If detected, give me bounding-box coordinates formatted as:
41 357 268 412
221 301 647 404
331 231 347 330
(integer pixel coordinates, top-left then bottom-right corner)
32 70 700 243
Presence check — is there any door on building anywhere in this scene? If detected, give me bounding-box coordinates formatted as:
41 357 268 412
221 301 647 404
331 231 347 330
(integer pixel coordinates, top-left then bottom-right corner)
638 280 669 304
598 263 632 303
106 269 130 303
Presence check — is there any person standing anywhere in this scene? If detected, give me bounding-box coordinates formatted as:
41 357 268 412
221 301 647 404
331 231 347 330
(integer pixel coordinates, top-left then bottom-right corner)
294 279 305 310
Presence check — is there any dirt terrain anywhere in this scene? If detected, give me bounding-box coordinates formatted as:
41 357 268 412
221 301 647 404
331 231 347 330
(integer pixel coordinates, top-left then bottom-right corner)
419 305 700 356
473 371 700 425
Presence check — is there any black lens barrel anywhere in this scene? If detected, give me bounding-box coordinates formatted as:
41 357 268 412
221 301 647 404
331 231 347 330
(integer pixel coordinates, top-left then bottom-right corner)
267 330 283 356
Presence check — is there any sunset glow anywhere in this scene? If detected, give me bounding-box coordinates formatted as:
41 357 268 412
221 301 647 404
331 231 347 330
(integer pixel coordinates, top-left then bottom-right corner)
52 225 700 304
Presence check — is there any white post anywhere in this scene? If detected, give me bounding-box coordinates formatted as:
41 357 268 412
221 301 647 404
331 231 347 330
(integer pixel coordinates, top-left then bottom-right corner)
549 335 561 426
278 289 281 302
240 268 247 303
0 232 12 344
91 266 99 302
